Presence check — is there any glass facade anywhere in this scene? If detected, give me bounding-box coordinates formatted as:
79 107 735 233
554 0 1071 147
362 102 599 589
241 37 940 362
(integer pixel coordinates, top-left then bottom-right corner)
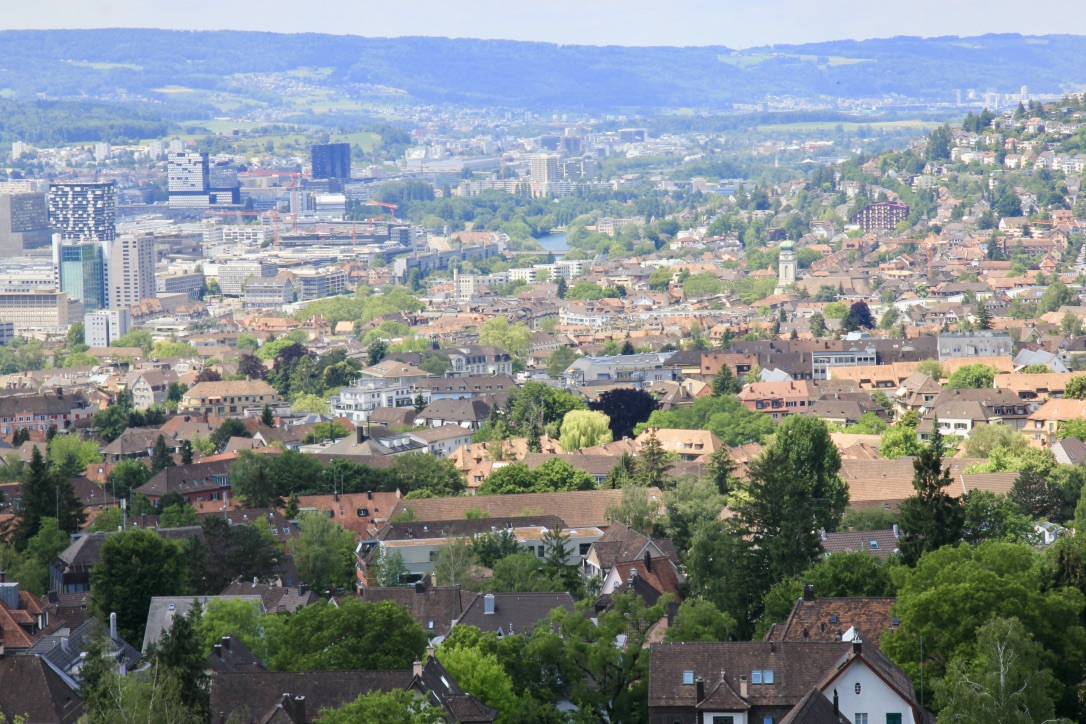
58 242 106 311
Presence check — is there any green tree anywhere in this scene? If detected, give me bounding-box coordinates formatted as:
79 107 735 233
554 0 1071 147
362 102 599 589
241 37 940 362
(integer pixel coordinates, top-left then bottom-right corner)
663 475 727 556
293 510 354 593
976 304 994 330
963 423 1026 458
149 599 210 719
633 427 673 488
433 536 479 587
946 363 996 389
229 450 282 509
91 529 185 643
559 409 612 451
546 346 579 378
106 458 151 500
664 598 736 642
935 616 1056 724
372 547 410 587
197 598 278 664
898 424 964 565
366 340 389 367
260 404 275 427
640 394 774 446
438 645 520 719
270 599 427 672
916 359 945 380
150 434 174 474
1064 375 1086 400
603 484 659 534
316 690 445 724
47 434 103 475
808 312 826 337
479 317 532 357
210 417 251 450
14 445 85 545
710 364 743 395
67 322 85 347
555 276 568 299
961 490 1037 545
547 592 668 723
882 542 1085 716
388 453 466 497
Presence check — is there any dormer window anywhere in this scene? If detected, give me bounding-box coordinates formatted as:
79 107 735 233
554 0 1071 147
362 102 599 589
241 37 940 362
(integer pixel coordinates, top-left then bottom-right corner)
682 670 694 685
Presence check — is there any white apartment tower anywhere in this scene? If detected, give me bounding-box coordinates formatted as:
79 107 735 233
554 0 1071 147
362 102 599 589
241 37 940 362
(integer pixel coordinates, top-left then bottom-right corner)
104 236 155 309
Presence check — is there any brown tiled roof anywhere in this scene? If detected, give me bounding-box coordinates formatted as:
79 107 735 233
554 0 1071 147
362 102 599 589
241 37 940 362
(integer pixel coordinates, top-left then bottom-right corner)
210 670 413 723
361 585 473 638
0 655 83 722
298 492 402 537
649 641 852 710
779 687 849 724
135 459 233 497
590 523 674 571
207 634 266 673
183 379 279 400
767 596 897 647
219 582 320 613
377 515 567 543
388 488 664 529
822 528 899 559
456 592 575 636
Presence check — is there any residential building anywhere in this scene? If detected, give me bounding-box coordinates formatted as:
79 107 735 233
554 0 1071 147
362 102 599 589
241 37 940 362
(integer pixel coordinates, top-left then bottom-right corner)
813 345 877 380
0 655 83 722
84 308 130 348
917 388 1030 439
179 380 281 417
566 352 681 386
439 345 514 377
422 374 518 400
937 331 1013 360
416 398 490 431
127 369 175 410
634 427 721 461
408 424 474 458
361 583 469 639
243 274 295 310
0 390 94 434
738 380 812 419
293 267 348 300
134 460 233 506
765 588 897 647
157 271 205 300
0 192 51 255
218 262 277 296
648 639 929 724
1027 398 1086 446
849 201 909 232
311 142 352 180
454 591 576 638
104 236 155 309
582 522 678 580
47 181 116 242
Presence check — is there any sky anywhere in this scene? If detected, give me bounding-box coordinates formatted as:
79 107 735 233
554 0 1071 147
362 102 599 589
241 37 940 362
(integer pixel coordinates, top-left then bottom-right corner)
4 0 1085 48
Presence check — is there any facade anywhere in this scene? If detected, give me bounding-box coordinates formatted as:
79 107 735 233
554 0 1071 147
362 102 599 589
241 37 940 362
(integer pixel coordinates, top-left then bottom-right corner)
293 267 348 300
157 271 205 300
738 380 811 419
167 151 210 206
849 201 910 232
0 193 51 255
129 370 173 410
311 142 352 179
813 346 877 380
440 345 514 377
242 275 295 310
104 236 155 309
331 379 429 424
0 289 81 334
179 380 281 416
54 239 106 312
218 262 277 296
0 390 95 434
84 308 131 348
47 181 116 242
936 331 1013 360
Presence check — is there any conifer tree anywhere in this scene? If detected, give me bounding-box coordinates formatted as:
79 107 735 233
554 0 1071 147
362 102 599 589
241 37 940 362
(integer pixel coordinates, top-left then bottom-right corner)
180 439 194 465
634 428 672 488
261 404 275 427
151 435 175 474
898 419 964 565
15 445 85 545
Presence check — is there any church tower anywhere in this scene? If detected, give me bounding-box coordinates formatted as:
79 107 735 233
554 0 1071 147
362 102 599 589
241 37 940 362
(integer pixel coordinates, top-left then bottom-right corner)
775 240 797 294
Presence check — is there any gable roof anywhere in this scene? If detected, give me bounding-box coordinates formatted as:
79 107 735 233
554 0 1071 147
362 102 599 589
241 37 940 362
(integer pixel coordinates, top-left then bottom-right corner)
779 687 849 724
218 582 320 613
135 459 233 497
456 592 575 636
766 596 897 647
361 585 473 638
0 655 83 723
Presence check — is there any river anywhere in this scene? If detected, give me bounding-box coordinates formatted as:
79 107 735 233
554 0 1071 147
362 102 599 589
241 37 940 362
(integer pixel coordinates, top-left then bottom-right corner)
536 231 569 254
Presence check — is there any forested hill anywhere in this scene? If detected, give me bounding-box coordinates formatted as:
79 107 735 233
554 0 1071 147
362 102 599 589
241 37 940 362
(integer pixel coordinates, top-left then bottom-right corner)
2 30 1086 111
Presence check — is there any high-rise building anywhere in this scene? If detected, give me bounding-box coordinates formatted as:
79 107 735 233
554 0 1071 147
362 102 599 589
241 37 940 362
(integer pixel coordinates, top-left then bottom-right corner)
529 154 560 185
0 193 52 255
47 181 116 242
53 237 106 312
311 143 351 180
168 151 210 207
104 236 155 309
85 308 131 348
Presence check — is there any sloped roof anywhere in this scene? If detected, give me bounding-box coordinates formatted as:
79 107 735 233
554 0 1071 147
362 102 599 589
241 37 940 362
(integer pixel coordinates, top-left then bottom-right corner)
768 596 897 647
0 655 83 723
361 585 473 638
456 592 575 636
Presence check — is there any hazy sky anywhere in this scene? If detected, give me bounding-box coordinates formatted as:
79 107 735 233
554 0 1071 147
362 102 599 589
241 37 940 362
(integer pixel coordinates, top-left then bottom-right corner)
4 1 1084 48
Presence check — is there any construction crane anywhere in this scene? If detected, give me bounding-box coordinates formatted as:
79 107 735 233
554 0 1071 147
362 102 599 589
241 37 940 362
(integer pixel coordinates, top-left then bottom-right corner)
371 200 398 219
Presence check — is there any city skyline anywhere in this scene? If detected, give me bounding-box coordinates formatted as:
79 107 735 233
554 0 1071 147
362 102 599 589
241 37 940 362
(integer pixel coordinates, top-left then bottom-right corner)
6 0 1086 48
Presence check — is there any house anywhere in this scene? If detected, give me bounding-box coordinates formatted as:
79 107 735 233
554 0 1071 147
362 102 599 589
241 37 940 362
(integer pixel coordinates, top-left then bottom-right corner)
438 345 514 377
737 380 812 419
142 595 264 653
0 655 83 723
100 427 176 463
583 522 678 580
892 372 942 415
297 491 402 538
634 428 722 461
127 369 176 410
916 388 1030 439
179 380 281 417
27 614 141 685
0 390 95 434
210 651 496 723
522 453 619 486
595 553 684 616
937 331 1013 360
764 587 898 647
0 575 58 653
416 399 491 431
218 581 320 613
409 424 475 458
386 488 665 530
361 582 473 640
454 592 575 638
134 460 233 506
1051 437 1086 466
822 527 900 559
648 639 930 724
422 374 519 401
1026 398 1086 446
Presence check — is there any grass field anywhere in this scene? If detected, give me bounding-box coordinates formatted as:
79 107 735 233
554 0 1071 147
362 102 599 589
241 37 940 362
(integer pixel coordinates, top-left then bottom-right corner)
71 61 143 71
331 131 380 152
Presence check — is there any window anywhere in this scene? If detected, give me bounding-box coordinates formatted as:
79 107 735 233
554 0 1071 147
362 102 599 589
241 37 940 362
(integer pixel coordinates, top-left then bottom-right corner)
885 716 902 724
712 717 734 724
855 715 868 724
869 540 879 550
682 670 694 685
763 670 774 684
579 543 591 556
751 670 762 684
763 718 774 724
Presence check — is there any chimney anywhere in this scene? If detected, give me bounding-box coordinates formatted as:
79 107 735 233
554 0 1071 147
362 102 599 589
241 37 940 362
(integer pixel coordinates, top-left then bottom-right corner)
426 645 435 660
643 550 651 571
292 695 305 723
739 675 748 699
833 688 839 716
110 612 118 640
0 571 5 583
803 583 815 601
221 636 231 651
893 523 901 538
853 637 863 655
415 581 426 594
483 593 495 615
213 644 223 658
412 659 424 677
695 677 705 702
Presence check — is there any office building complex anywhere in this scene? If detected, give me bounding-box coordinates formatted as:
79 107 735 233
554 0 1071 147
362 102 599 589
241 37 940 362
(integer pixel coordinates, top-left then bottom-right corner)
218 262 278 296
47 181 116 242
105 236 155 309
85 308 131 348
0 193 52 255
311 143 352 180
168 151 240 207
0 290 81 334
53 238 107 312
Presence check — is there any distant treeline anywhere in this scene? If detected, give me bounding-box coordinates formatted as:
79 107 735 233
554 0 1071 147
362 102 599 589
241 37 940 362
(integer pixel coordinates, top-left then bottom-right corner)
0 100 171 145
